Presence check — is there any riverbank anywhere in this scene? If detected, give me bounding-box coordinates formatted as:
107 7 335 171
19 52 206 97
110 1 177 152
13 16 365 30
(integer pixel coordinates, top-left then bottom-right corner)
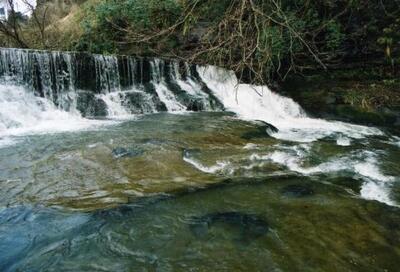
281 66 400 134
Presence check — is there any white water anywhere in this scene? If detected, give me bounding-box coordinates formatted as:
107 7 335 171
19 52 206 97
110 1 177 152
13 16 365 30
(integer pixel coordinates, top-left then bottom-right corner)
97 92 131 119
0 83 111 147
170 62 214 110
94 55 121 93
197 66 383 143
151 60 186 112
183 156 231 174
153 82 186 112
336 136 351 146
391 136 400 147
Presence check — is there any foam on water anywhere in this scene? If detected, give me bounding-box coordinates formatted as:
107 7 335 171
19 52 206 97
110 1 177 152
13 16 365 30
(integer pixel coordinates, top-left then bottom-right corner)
243 143 259 150
0 137 17 148
354 152 397 206
360 181 396 206
197 66 383 143
0 83 112 143
354 152 395 182
250 146 397 206
183 156 231 174
336 136 351 146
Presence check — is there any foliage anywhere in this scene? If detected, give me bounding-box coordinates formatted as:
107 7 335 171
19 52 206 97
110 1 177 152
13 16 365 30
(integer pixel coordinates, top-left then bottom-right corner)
73 0 398 83
74 0 182 53
377 18 400 59
1 0 399 83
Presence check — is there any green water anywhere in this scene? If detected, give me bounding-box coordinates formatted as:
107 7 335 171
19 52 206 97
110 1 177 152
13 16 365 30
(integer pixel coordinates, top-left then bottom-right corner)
0 112 399 271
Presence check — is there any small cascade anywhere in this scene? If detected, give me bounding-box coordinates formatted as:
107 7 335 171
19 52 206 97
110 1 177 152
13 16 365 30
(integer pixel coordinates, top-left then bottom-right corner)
97 93 130 118
0 48 76 108
196 65 382 142
0 83 106 145
194 65 398 207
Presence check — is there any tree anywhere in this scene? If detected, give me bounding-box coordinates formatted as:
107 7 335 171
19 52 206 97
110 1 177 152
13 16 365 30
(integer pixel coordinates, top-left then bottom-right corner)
0 0 49 48
0 0 29 48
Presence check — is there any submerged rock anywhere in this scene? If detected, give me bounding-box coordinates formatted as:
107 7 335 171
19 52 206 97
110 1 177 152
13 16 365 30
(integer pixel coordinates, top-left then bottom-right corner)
182 148 201 159
112 147 143 159
281 184 314 197
189 212 269 244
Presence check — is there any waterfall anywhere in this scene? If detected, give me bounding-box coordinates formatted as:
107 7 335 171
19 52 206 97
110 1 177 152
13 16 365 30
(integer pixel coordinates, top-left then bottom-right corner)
0 47 384 143
0 47 224 119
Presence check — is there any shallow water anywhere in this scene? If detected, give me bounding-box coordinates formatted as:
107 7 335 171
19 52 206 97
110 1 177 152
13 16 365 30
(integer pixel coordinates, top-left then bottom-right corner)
1 112 399 271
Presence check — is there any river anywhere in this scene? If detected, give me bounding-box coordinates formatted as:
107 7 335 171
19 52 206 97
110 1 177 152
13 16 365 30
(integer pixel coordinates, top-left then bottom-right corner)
0 48 399 271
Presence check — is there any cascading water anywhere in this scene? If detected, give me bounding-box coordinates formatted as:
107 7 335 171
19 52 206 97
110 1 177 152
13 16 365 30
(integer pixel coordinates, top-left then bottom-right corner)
0 47 398 208
0 47 223 118
197 65 383 142
0 84 107 148
0 47 224 138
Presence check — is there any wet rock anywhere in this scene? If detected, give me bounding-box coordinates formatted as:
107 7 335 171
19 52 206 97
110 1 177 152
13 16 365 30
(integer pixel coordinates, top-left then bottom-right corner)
281 184 314 197
186 98 206 111
241 121 278 140
76 91 108 117
189 212 269 243
328 177 362 194
334 105 397 126
122 91 161 114
142 83 168 112
112 147 143 159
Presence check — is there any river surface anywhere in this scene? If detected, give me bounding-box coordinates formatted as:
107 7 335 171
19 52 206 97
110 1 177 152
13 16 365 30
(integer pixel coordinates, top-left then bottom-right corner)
1 110 399 271
0 48 399 271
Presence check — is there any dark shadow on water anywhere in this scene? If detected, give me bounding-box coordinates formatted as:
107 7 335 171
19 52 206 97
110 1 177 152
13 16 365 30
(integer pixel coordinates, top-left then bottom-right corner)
1 174 400 271
188 212 269 245
281 184 315 197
